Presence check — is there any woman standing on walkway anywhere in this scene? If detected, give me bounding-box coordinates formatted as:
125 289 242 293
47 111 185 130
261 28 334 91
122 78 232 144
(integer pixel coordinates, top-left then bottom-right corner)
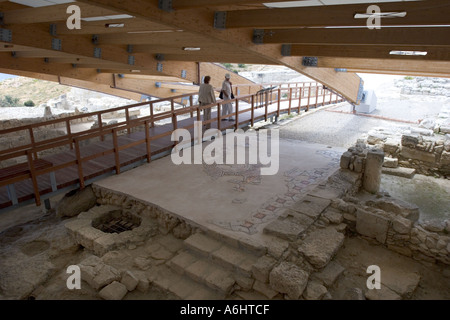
221 73 234 121
198 76 216 129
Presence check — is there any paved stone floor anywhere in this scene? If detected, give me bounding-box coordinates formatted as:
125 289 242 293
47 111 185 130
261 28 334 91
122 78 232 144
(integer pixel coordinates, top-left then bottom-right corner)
95 135 345 248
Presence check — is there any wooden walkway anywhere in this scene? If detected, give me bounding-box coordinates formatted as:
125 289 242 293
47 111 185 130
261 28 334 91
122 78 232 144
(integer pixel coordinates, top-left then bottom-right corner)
0 84 344 211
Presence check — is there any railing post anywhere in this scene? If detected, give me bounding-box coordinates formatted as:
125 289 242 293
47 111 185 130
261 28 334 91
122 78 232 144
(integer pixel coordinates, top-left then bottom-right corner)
277 88 281 118
315 84 319 108
145 121 151 163
66 120 73 150
97 114 104 141
322 85 326 106
217 103 222 131
196 106 201 122
125 108 130 134
298 86 302 113
74 138 85 189
307 84 311 112
288 87 292 115
28 127 38 160
150 102 154 127
113 128 120 174
26 150 41 206
251 95 255 127
189 95 194 118
235 99 239 131
265 91 269 121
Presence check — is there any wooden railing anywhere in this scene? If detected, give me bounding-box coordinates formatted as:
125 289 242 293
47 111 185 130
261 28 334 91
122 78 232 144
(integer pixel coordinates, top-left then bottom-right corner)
0 81 344 208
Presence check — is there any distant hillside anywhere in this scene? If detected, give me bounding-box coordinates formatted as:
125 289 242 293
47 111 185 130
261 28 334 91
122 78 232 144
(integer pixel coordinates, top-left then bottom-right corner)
0 77 71 106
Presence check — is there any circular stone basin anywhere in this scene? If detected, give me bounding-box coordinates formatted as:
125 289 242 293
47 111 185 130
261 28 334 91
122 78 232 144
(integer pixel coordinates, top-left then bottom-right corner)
92 209 141 234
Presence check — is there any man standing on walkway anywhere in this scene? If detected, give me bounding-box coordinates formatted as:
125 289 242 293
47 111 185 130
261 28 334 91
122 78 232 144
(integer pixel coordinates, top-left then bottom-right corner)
198 76 216 129
221 73 234 121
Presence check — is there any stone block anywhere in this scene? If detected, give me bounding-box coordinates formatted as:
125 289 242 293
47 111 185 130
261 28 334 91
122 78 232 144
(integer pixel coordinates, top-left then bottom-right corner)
290 195 331 219
93 233 117 256
370 198 419 222
99 281 127 300
340 151 352 169
384 139 399 154
204 269 235 294
356 209 390 244
392 216 412 234
313 261 345 287
298 227 345 269
252 255 277 283
323 208 343 225
91 264 121 290
382 167 416 179
401 146 436 163
303 281 328 300
185 233 222 256
253 280 278 299
263 217 307 241
269 262 309 300
383 157 398 168
121 270 139 291
401 135 419 148
133 271 150 293
75 226 106 250
56 186 97 218
440 151 450 166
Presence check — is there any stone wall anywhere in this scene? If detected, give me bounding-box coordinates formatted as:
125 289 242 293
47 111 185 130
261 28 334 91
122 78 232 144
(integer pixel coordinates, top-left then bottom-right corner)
332 196 450 266
395 77 450 97
337 138 450 266
367 128 450 177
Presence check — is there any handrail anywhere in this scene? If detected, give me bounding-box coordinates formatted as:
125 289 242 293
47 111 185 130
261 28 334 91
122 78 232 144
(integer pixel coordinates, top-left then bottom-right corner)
0 81 344 208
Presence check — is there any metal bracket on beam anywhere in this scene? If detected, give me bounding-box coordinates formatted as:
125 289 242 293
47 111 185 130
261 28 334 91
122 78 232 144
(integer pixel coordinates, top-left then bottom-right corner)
157 63 163 72
252 29 265 44
158 0 173 12
118 74 125 78
44 58 49 63
94 47 102 58
155 54 165 61
0 13 4 26
335 68 348 72
72 63 77 68
128 55 135 65
50 24 57 36
92 34 99 45
11 51 16 58
97 69 102 73
51 38 62 51
155 82 162 88
181 70 187 79
0 28 12 42
214 12 227 29
281 44 291 57
127 45 133 53
302 57 318 67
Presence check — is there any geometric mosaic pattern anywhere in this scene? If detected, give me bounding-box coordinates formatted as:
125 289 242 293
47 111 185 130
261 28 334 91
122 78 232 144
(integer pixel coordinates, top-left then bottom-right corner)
208 149 341 234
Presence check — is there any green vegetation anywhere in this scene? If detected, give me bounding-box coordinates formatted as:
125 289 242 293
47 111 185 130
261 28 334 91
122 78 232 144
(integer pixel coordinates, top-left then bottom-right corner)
24 100 35 107
222 63 233 69
238 63 246 68
0 95 20 107
404 76 414 80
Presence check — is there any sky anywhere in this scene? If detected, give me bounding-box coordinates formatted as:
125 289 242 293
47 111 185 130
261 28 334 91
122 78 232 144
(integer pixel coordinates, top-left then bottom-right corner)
0 73 17 82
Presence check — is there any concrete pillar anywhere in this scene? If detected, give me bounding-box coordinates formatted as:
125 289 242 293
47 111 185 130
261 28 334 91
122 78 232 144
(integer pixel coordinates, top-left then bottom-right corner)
363 149 384 194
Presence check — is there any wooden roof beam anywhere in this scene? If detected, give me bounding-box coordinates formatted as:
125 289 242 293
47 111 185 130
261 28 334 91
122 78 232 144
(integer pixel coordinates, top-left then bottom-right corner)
288 45 450 61
77 0 362 103
317 57 450 76
219 1 450 28
258 27 450 47
1 2 122 25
